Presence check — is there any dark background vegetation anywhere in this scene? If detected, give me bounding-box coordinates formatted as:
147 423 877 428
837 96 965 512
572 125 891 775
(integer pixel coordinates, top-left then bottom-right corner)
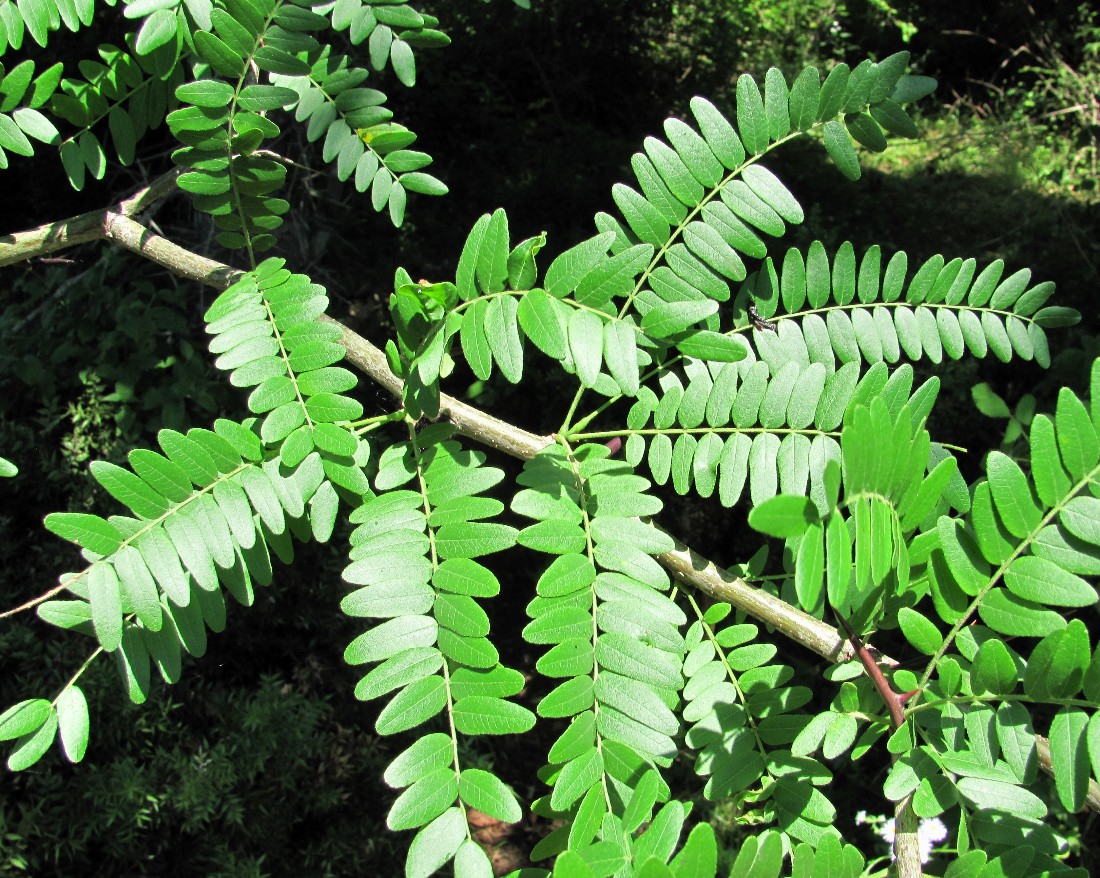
2 1 1098 875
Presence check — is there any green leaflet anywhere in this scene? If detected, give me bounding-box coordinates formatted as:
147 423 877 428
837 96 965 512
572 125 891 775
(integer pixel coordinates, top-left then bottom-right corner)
55 686 89 763
508 232 546 289
44 512 125 556
604 319 642 395
749 495 817 538
576 244 654 308
1049 708 1090 813
614 183 671 247
972 639 1018 696
823 120 860 180
742 165 804 225
665 117 724 187
485 294 524 383
406 808 466 878
452 696 535 735
476 208 510 294
735 73 769 155
818 64 851 121
0 699 52 742
387 766 458 831
569 309 605 388
957 776 1047 820
6 709 59 772
1005 556 1096 607
898 607 943 655
545 233 617 299
519 288 568 360
114 546 163 632
643 139 703 212
90 461 170 519
1055 386 1100 478
641 300 718 339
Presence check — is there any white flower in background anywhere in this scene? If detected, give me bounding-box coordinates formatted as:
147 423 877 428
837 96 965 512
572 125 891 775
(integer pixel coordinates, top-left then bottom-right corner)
916 817 948 862
874 815 949 864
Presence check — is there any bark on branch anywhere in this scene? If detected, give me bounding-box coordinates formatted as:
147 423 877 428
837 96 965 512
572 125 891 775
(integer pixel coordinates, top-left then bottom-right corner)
0 170 186 269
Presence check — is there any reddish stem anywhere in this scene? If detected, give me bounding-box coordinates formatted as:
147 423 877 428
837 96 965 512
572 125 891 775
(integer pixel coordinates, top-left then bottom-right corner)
832 608 908 729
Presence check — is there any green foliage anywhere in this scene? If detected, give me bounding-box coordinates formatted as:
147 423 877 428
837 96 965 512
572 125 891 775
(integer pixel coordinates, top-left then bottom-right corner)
0 4 1098 876
1 0 448 236
636 0 918 96
999 3 1100 198
0 668 399 876
0 253 238 498
0 0 93 53
342 423 530 876
859 4 1099 207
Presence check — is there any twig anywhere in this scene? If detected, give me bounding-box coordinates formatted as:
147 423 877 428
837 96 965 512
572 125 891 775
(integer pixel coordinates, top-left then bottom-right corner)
8 262 99 335
0 581 70 620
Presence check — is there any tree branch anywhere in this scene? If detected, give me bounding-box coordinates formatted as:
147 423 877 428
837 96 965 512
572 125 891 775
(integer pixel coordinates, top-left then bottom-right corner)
5 201 855 662
2 208 1096 816
333 320 857 660
0 170 185 268
892 796 924 878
